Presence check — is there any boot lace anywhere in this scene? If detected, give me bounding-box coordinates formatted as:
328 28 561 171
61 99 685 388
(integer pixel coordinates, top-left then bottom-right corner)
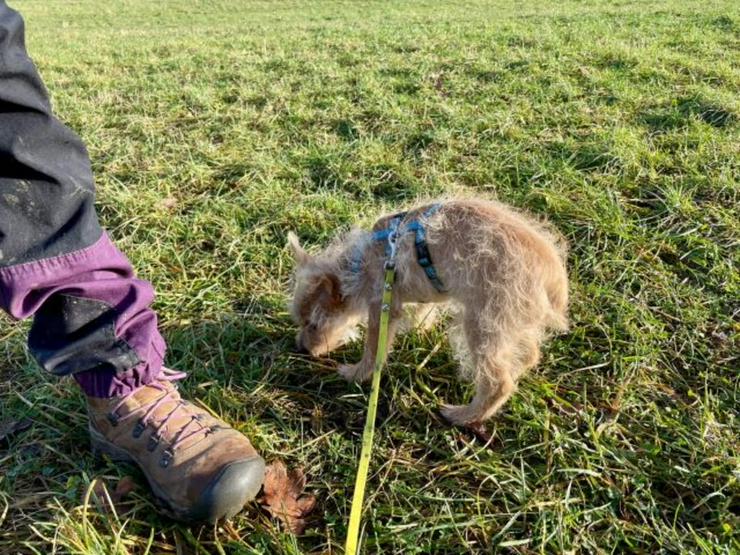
108 368 217 464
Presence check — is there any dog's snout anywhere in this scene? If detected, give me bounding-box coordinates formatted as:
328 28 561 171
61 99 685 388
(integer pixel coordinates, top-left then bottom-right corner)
294 338 310 355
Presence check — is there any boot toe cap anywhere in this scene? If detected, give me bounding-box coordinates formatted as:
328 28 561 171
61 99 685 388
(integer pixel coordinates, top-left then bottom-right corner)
191 456 266 523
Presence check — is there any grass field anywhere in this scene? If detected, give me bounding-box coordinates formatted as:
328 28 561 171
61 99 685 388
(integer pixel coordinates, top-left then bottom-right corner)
1 0 738 553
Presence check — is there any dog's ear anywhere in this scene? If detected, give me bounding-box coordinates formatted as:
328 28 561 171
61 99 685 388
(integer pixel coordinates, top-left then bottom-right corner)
319 272 344 308
287 231 311 265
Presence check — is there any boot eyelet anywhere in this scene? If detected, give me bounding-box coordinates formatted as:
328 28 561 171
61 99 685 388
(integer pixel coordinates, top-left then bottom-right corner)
147 434 161 452
132 420 145 439
107 412 120 427
160 449 174 468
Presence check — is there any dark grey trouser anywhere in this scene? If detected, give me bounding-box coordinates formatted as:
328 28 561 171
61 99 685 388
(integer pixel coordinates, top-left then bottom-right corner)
0 1 165 397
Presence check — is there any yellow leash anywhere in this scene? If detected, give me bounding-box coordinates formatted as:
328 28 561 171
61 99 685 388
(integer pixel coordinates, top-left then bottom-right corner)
345 254 397 554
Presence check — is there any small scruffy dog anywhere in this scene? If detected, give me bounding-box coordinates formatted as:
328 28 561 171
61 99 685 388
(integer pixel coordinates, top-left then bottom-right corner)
288 198 569 426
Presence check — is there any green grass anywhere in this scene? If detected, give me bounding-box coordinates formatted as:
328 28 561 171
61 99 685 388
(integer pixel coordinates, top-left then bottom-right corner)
1 0 738 552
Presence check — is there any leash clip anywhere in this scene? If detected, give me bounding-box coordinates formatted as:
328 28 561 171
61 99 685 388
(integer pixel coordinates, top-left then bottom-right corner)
385 218 401 264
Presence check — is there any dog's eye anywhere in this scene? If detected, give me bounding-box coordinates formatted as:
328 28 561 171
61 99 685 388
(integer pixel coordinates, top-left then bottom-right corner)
308 323 318 331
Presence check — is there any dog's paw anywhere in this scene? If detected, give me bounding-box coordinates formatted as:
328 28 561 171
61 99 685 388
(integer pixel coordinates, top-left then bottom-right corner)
440 404 475 427
338 363 372 383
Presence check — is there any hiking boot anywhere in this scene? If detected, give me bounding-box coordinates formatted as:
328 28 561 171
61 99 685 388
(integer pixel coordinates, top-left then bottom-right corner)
86 368 265 522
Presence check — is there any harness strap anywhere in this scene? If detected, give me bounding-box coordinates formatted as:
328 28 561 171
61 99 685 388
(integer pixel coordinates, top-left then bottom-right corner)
353 204 447 292
406 204 446 292
370 210 408 251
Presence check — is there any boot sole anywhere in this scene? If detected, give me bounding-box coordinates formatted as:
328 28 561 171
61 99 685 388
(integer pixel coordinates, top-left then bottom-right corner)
90 425 265 523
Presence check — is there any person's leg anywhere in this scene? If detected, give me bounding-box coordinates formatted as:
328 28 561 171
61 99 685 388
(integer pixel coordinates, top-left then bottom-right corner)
0 1 264 521
0 0 160 397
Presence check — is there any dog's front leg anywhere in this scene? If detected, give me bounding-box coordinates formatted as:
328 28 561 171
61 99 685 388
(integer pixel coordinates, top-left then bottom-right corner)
339 300 401 383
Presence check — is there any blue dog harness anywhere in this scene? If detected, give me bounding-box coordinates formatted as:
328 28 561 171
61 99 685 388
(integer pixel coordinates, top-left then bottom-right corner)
352 203 447 292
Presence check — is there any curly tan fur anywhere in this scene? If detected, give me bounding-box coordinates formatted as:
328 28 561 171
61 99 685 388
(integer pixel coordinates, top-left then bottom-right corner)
288 198 569 426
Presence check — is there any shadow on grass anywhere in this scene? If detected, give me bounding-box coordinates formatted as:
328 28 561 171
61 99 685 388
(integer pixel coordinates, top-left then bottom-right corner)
162 305 459 445
640 96 736 131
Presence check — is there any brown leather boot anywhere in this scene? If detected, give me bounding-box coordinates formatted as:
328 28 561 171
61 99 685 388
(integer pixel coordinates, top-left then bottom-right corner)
86 369 265 523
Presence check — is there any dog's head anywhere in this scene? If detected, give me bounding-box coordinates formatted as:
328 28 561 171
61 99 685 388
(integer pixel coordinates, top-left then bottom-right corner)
287 232 358 356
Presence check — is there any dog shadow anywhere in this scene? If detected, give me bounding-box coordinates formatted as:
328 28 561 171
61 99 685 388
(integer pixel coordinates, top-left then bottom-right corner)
161 300 464 444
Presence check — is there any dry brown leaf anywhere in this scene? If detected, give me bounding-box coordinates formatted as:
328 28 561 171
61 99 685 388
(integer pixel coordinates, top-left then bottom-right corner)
113 476 137 502
259 460 317 534
91 478 111 508
91 476 138 516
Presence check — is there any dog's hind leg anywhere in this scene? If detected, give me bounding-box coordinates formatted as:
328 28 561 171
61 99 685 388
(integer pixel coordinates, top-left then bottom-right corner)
512 329 542 380
440 363 515 426
441 311 518 426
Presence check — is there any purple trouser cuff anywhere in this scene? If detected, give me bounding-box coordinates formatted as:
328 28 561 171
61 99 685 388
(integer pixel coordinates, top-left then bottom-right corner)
0 232 165 397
